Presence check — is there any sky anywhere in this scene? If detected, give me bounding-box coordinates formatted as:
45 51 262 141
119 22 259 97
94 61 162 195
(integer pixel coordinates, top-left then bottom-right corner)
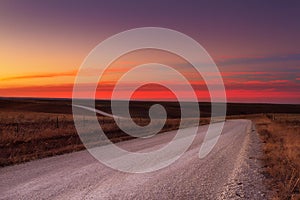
0 0 299 103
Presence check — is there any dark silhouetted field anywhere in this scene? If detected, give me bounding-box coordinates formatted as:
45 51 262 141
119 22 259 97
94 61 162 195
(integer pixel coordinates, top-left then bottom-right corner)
0 98 209 166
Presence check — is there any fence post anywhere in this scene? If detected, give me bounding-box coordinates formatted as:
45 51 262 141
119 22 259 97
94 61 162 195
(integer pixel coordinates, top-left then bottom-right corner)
16 123 19 133
56 116 59 128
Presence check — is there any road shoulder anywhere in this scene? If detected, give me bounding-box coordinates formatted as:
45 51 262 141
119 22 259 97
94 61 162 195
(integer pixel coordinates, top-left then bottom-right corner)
219 122 270 199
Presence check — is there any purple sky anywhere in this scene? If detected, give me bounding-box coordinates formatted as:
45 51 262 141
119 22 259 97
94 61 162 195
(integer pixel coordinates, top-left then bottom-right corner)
0 0 299 103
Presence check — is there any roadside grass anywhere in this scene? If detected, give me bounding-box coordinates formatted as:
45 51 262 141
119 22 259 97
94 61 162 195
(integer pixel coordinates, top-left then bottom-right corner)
253 114 300 200
0 111 209 166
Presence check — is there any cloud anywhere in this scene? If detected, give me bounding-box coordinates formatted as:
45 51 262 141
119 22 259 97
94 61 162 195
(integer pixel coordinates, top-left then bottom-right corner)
1 78 299 102
0 71 77 81
217 53 300 66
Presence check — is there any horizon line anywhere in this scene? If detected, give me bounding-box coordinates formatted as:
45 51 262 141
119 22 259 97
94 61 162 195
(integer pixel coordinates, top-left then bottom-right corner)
0 96 299 106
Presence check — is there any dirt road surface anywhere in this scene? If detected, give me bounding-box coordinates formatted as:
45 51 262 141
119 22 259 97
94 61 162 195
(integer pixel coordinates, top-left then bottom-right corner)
0 120 268 199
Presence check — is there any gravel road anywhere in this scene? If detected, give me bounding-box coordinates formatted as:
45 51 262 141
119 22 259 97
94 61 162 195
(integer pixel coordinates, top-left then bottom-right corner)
0 120 268 199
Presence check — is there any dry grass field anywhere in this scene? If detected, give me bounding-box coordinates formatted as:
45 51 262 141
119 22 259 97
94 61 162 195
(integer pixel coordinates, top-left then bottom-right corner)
253 114 300 200
0 111 81 166
0 110 208 166
0 98 214 166
227 113 300 199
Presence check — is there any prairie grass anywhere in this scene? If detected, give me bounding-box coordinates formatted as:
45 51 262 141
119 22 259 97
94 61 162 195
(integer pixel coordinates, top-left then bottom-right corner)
0 111 209 166
254 114 300 200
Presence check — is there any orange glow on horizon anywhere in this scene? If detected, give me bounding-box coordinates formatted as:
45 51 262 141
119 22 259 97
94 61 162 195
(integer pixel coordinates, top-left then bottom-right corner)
1 44 299 104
